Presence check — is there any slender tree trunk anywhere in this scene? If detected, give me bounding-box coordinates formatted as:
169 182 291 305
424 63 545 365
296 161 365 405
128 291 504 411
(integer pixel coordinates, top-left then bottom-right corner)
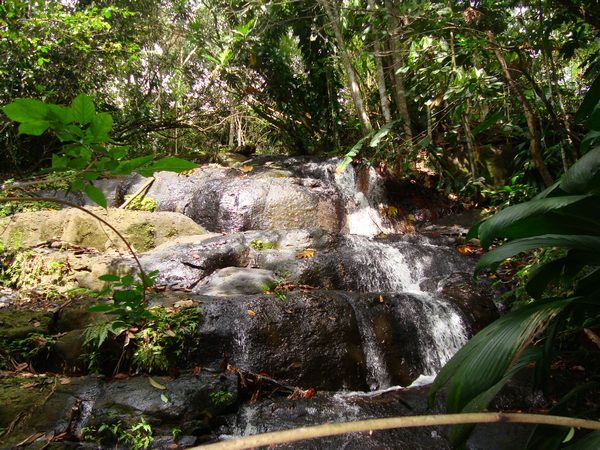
367 0 392 124
487 31 554 187
319 0 372 133
384 0 413 147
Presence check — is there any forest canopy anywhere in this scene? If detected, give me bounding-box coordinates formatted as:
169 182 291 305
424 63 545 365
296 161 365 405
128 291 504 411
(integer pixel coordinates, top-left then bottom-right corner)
1 0 598 198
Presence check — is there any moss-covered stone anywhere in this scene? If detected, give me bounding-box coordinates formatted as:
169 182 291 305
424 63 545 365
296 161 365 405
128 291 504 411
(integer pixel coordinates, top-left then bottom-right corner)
125 222 156 252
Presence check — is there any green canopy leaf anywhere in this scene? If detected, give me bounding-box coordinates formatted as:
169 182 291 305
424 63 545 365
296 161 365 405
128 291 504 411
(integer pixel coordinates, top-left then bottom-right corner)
71 93 96 124
2 98 49 122
136 157 197 176
84 184 107 208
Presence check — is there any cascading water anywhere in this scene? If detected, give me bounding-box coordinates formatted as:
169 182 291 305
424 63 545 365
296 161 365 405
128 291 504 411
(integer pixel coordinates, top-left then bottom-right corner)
332 164 470 388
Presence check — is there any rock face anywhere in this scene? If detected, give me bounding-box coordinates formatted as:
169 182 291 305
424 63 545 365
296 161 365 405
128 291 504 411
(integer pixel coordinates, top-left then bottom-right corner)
0 156 506 449
0 208 205 252
0 372 238 449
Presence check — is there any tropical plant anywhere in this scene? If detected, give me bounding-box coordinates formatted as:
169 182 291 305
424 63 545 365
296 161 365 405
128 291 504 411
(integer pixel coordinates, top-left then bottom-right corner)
429 83 600 448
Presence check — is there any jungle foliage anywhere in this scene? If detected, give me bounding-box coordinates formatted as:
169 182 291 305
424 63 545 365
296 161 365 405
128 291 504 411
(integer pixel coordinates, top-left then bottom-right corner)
1 0 597 198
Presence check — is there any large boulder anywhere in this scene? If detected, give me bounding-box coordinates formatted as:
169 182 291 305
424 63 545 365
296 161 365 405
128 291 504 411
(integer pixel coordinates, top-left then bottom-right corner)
0 208 205 253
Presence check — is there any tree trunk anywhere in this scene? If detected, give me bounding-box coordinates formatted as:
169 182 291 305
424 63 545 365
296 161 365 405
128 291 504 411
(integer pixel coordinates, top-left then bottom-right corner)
384 0 413 147
487 31 554 187
367 0 392 124
319 0 372 133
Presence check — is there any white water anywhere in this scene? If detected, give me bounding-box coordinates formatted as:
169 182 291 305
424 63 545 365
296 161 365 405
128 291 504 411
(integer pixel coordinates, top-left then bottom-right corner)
333 164 470 386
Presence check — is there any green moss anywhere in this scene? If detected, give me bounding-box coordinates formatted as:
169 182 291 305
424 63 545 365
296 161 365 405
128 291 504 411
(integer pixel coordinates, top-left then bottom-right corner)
7 226 24 249
123 195 157 212
249 239 278 250
0 201 59 219
124 223 156 252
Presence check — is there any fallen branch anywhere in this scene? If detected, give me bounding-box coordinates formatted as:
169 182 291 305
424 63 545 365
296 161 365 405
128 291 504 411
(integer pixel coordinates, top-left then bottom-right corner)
192 412 600 450
118 176 155 209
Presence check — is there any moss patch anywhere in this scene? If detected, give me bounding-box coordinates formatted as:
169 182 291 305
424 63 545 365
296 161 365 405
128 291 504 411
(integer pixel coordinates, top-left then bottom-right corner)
125 222 156 252
123 195 157 212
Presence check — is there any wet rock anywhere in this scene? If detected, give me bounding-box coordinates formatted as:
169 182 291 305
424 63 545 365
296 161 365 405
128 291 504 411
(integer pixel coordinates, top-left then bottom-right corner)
195 267 277 296
437 272 499 333
0 372 238 449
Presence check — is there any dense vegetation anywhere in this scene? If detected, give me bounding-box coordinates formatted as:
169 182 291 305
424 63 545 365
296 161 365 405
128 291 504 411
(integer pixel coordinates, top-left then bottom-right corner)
1 0 600 448
1 0 597 198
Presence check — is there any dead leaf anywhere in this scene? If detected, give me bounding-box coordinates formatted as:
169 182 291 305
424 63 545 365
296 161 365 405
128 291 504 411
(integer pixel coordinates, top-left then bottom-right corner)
247 309 256 317
31 321 41 328
379 295 384 303
149 376 167 390
14 362 28 372
113 372 129 380
328 316 336 321
164 329 176 337
239 165 253 173
21 383 36 389
303 388 316 399
59 377 71 385
296 249 315 259
380 206 399 218
168 444 179 449
174 299 194 308
192 366 202 375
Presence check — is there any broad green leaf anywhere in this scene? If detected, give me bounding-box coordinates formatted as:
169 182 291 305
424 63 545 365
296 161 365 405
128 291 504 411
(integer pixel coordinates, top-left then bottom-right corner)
527 382 598 450
113 289 140 303
136 157 197 176
18 120 50 136
48 104 74 124
2 98 49 122
369 122 395 147
564 431 600 449
114 155 154 175
560 146 600 195
575 74 600 123
476 235 600 273
71 93 96 124
477 196 593 248
450 348 539 446
108 146 129 160
84 184 107 208
98 274 121 282
430 298 570 413
56 124 84 142
336 135 369 172
89 112 113 140
87 303 117 312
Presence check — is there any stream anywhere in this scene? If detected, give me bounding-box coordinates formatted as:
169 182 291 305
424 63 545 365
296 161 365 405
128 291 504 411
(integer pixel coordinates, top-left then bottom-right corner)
1 156 527 449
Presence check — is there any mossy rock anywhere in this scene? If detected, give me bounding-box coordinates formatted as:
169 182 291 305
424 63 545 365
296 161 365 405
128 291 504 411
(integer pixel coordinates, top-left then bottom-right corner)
0 208 205 252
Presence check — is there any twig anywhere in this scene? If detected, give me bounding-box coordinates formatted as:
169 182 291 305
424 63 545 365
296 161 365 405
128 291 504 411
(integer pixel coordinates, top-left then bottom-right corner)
192 412 600 450
119 176 155 209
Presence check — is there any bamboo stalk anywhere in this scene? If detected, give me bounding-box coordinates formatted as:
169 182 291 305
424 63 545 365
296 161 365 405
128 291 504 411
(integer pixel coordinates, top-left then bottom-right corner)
192 412 600 450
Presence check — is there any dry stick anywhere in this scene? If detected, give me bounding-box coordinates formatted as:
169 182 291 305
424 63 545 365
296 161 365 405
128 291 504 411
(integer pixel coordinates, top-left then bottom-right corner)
193 413 600 450
118 176 155 209
0 197 149 300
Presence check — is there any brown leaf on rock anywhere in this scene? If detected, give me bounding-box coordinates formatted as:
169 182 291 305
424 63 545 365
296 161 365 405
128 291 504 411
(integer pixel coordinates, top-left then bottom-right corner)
247 309 256 317
295 249 315 259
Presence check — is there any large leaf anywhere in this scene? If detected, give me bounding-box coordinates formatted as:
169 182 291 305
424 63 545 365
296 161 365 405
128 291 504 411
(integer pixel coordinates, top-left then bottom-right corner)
89 112 113 141
449 348 540 446
564 431 600 449
429 298 570 413
526 382 599 450
477 196 594 248
18 120 50 136
559 146 600 195
84 184 107 208
369 121 395 147
136 157 197 177
575 74 600 124
2 98 49 122
71 93 96 124
336 135 369 173
475 235 600 273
